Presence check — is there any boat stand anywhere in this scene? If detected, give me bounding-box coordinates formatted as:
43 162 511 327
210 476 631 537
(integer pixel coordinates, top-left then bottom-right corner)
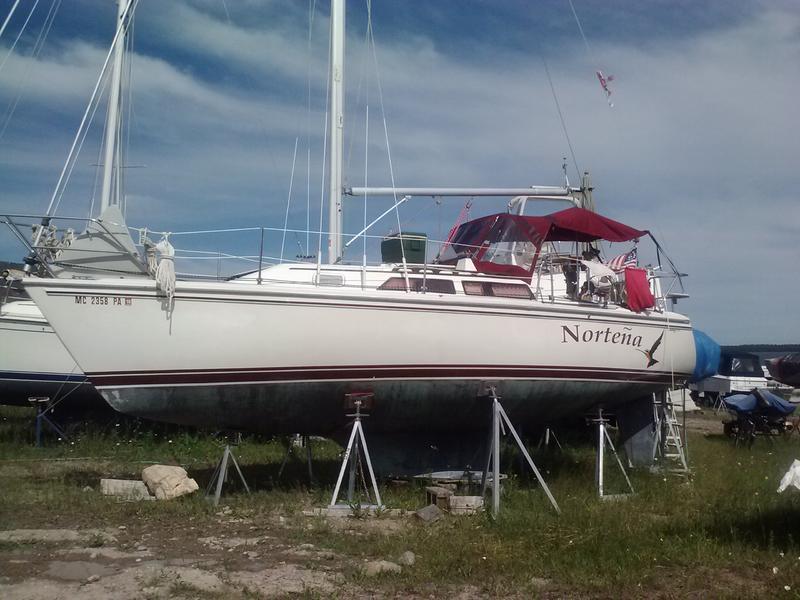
277 434 315 485
330 393 382 509
593 408 634 499
536 426 563 451
206 444 250 506
480 388 560 516
28 396 69 447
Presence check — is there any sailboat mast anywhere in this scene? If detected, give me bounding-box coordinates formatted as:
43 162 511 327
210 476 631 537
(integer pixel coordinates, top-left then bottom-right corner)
327 0 345 264
99 0 129 213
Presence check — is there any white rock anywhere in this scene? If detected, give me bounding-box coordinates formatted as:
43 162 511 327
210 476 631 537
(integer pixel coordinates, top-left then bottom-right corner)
398 551 415 566
362 560 402 576
142 465 199 500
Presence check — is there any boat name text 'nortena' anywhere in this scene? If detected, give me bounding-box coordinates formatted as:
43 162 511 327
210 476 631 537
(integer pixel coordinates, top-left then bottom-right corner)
561 325 642 347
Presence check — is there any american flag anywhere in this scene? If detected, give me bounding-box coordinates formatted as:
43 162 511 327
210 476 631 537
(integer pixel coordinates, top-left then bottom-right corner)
607 248 638 273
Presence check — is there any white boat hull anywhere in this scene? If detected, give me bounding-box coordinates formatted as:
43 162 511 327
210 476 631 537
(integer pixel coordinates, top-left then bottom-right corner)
0 301 99 408
23 276 696 434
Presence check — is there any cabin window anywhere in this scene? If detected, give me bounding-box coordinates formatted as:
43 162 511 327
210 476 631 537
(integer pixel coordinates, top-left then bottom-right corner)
490 282 533 299
462 281 485 296
377 277 455 294
462 281 533 299
315 273 345 286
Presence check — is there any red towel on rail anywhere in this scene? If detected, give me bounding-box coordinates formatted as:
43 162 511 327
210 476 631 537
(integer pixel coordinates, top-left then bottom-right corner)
624 267 655 312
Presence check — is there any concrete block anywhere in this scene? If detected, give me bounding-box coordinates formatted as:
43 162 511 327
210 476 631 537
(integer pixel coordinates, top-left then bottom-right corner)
425 485 453 509
414 503 443 524
100 479 154 501
448 495 484 515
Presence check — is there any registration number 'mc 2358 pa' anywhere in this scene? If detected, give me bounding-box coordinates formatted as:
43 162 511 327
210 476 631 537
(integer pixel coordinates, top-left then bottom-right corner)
74 295 132 307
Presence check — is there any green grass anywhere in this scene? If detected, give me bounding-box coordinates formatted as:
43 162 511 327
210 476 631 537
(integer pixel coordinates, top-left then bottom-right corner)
3 405 800 596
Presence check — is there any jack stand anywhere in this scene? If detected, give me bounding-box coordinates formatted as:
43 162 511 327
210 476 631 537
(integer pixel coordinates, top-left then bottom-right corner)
28 397 68 447
330 394 382 509
480 388 560 516
277 435 315 485
536 426 563 451
206 444 250 506
593 408 634 499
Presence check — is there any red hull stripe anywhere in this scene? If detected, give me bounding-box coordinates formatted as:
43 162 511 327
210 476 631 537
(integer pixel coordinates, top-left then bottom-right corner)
86 365 685 387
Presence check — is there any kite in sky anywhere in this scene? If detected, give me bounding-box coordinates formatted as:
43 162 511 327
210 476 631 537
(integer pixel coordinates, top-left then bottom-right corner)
595 70 615 107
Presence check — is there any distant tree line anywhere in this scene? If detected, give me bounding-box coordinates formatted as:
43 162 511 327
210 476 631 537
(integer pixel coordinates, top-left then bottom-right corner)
722 344 800 353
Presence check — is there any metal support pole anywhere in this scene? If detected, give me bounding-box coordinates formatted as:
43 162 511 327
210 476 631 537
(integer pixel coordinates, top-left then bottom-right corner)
682 387 689 462
35 404 43 447
304 435 315 485
347 431 358 503
357 420 382 508
330 422 359 507
257 227 264 284
212 447 230 506
492 397 501 516
596 409 605 496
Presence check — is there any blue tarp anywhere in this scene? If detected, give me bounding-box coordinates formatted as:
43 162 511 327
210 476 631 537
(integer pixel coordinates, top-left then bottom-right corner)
690 329 721 382
723 389 796 416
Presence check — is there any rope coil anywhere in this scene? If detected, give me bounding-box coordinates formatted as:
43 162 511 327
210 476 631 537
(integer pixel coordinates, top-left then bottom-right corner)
154 237 175 300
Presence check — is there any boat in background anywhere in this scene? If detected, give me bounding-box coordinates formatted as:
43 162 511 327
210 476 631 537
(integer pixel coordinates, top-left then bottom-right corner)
767 353 800 388
0 297 101 409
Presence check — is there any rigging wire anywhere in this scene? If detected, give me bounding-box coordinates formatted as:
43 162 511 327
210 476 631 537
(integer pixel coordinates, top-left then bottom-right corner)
567 0 596 64
568 0 615 107
344 9 373 188
122 13 136 217
45 0 140 218
365 0 408 271
220 0 232 26
0 0 21 42
279 137 299 263
0 0 41 75
314 23 332 272
0 0 60 141
538 48 581 182
305 0 317 257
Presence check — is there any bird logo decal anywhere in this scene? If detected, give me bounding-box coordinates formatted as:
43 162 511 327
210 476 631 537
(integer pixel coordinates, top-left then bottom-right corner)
638 332 664 368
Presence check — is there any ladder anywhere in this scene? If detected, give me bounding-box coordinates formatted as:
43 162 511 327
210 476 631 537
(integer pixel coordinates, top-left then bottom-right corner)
652 391 688 473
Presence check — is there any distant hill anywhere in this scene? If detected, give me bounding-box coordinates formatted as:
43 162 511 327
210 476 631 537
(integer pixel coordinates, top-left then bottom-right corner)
0 260 24 272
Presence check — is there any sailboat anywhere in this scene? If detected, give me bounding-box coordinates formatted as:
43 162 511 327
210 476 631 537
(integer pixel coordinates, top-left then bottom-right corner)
1 0 146 409
23 1 707 465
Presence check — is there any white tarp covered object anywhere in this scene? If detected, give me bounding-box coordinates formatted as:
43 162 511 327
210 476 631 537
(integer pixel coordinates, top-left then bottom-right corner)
777 460 800 493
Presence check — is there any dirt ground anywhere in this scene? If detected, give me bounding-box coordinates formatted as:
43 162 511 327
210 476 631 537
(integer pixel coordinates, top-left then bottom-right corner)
0 500 417 599
682 410 726 436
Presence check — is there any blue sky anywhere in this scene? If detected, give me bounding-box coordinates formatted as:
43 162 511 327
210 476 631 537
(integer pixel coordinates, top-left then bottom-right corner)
0 0 798 344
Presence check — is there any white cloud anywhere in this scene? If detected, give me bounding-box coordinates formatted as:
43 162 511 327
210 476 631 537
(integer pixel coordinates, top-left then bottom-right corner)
0 3 798 343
